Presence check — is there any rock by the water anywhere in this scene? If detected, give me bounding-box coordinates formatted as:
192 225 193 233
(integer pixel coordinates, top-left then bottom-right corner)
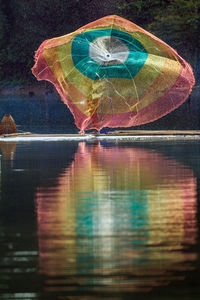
0 114 17 135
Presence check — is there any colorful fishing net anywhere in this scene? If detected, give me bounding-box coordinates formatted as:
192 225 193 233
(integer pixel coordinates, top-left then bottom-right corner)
32 15 195 133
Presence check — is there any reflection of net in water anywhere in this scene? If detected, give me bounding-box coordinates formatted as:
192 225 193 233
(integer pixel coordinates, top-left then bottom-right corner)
32 15 195 133
36 143 197 293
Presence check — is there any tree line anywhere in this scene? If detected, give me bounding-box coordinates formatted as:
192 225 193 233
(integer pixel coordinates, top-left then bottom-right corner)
0 0 199 85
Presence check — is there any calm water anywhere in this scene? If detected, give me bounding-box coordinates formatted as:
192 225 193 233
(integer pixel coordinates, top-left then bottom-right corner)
0 139 200 299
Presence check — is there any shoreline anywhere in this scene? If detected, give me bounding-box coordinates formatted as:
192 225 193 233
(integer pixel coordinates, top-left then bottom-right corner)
0 82 55 97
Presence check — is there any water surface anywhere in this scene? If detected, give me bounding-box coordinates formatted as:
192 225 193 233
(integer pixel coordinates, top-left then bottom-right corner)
0 140 199 299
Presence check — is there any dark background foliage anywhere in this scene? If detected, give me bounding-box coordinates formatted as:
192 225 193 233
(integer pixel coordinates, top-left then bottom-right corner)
1 0 199 83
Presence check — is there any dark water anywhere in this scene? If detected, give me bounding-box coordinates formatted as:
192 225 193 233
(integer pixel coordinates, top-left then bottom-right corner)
0 140 200 299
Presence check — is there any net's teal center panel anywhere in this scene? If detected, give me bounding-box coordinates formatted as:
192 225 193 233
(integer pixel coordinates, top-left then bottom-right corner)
71 29 148 80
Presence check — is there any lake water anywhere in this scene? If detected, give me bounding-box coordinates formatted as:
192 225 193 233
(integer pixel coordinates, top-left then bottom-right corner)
0 139 200 299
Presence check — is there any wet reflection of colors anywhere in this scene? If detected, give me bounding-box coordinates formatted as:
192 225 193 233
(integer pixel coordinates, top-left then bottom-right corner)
36 142 197 293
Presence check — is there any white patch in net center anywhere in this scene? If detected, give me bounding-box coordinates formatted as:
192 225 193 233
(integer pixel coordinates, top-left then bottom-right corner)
89 36 129 65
